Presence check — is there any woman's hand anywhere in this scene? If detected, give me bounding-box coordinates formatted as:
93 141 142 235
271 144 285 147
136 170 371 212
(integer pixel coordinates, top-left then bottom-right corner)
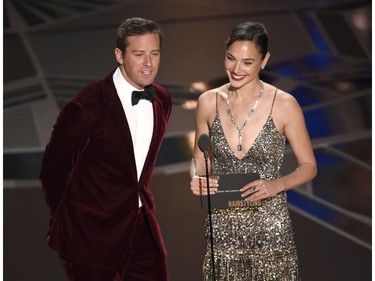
240 178 284 201
190 176 219 196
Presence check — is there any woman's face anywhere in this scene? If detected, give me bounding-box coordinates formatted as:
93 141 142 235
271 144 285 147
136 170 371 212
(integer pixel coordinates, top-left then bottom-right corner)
224 40 269 89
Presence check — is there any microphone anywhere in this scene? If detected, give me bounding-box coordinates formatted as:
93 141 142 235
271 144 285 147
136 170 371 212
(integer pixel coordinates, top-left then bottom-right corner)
197 133 216 281
198 134 210 158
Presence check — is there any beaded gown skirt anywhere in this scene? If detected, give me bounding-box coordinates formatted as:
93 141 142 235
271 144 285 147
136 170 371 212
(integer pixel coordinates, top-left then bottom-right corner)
203 114 300 281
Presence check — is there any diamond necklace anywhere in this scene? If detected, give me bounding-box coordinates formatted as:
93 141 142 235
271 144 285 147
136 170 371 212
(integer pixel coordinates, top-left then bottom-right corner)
226 80 264 151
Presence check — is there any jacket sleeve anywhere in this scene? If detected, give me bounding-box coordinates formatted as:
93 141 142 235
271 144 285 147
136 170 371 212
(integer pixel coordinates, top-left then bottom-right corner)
39 101 90 214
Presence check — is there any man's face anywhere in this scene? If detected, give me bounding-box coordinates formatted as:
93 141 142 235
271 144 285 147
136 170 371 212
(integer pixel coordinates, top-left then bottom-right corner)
115 33 161 89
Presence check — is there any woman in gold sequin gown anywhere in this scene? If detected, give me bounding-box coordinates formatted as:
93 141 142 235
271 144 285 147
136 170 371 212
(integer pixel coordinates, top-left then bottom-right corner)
190 21 317 280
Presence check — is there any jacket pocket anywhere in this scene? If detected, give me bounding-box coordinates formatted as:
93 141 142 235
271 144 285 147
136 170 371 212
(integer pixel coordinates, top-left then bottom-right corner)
70 200 111 218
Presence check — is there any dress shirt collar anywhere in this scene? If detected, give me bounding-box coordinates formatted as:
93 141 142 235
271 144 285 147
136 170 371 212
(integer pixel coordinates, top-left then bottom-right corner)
113 67 144 105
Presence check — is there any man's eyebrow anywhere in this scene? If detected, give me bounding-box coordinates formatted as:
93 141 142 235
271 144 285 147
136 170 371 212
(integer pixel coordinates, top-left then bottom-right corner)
131 49 160 53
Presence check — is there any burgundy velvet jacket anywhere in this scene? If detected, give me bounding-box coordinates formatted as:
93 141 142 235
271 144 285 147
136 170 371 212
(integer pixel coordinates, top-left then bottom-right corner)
39 69 172 270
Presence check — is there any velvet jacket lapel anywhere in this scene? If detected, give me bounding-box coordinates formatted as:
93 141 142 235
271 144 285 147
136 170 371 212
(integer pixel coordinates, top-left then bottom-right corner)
101 72 166 185
101 71 138 180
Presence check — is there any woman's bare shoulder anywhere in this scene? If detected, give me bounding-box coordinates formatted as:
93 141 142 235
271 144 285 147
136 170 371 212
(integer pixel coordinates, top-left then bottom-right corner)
198 88 217 101
273 88 301 112
197 85 228 109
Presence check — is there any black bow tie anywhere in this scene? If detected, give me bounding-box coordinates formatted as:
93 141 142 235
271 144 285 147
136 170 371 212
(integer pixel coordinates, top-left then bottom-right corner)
131 85 156 106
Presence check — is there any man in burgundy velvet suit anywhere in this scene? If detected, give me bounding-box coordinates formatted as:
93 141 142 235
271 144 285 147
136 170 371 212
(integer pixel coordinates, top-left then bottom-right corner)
39 17 171 281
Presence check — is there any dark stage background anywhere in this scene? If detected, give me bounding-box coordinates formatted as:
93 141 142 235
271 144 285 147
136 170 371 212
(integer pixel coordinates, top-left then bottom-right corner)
3 0 371 280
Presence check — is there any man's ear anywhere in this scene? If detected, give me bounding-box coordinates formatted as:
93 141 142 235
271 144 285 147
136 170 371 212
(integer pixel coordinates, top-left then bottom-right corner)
114 48 124 64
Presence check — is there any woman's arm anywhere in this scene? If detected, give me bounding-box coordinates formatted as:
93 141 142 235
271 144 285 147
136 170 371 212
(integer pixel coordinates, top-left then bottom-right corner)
242 91 317 201
190 90 219 196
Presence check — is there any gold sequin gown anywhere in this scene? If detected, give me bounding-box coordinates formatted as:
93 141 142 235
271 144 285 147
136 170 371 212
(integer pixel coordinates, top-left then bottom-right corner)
203 91 300 280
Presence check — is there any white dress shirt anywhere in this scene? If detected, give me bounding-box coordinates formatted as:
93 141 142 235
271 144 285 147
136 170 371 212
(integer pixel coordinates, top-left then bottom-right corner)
113 67 154 207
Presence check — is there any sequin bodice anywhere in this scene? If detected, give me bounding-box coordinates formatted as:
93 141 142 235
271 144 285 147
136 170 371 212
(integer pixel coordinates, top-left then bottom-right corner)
211 113 286 179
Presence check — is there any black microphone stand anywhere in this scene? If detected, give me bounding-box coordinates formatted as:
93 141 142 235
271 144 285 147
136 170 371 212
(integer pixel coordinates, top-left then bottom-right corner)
202 148 216 281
